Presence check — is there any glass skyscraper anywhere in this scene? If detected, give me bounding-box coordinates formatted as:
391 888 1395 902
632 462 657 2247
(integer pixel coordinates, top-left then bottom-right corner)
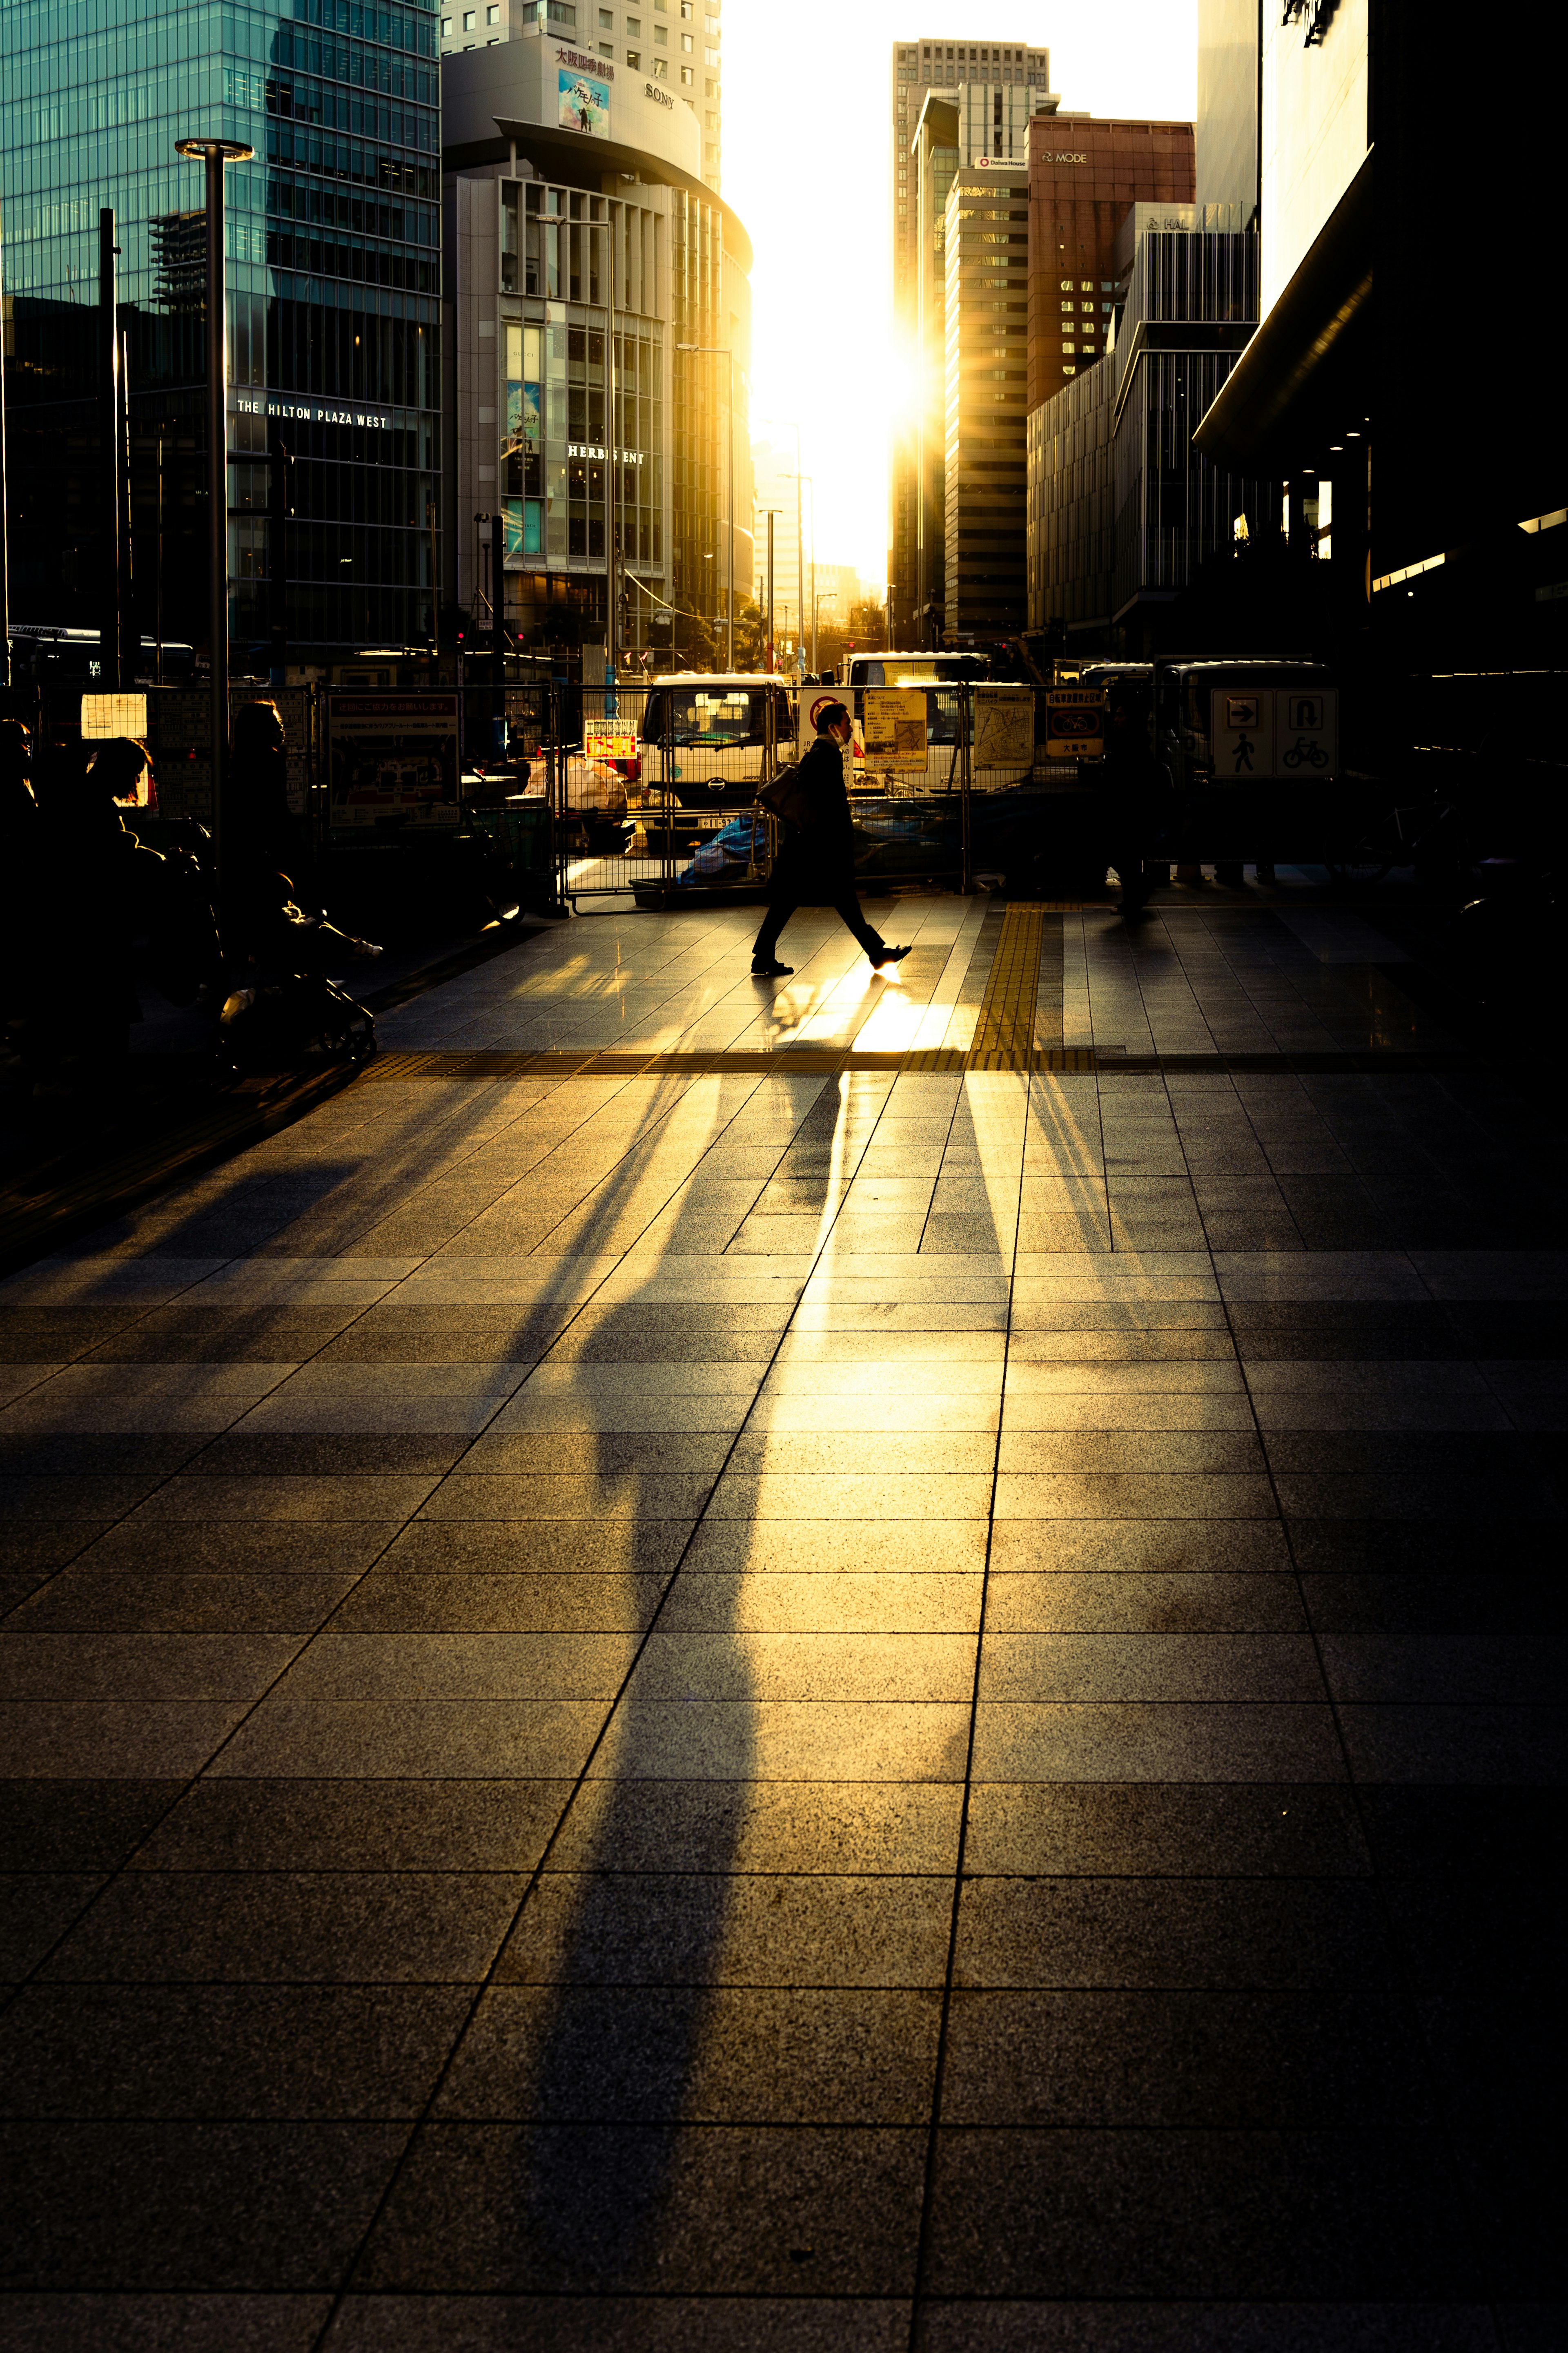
2 0 442 661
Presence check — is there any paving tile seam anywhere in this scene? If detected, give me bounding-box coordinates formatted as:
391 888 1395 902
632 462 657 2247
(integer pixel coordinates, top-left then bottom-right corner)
356 1049 1480 1081
0 1120 736 2005
1186 1115 1496 2275
905 1046 1028 2346
310 1060 950 2334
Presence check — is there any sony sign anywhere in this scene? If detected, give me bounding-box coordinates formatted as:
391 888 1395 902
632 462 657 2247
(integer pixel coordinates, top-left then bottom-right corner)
644 79 673 108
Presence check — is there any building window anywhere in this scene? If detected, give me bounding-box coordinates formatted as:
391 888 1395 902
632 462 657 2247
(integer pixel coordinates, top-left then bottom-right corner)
488 4 500 18
680 61 693 79
440 13 451 26
1062 342 1075 353
704 43 718 63
651 52 666 71
1059 300 1073 312
626 45 639 62
627 9 639 22
599 4 613 20
462 10 474 26
654 21 666 39
681 30 693 48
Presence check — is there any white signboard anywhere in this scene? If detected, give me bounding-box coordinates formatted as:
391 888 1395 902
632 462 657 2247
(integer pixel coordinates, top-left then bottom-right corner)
1207 689 1337 782
973 686 1035 769
329 694 461 827
1209 690 1275 782
1276 686 1338 777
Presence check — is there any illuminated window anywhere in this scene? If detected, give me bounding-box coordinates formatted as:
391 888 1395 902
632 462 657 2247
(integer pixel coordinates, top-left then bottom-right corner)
1080 279 1093 291
626 45 639 60
680 61 693 79
1059 300 1074 312
1058 278 1073 291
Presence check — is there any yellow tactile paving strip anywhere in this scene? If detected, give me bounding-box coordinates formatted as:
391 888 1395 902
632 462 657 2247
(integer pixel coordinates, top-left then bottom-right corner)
965 902 1046 1067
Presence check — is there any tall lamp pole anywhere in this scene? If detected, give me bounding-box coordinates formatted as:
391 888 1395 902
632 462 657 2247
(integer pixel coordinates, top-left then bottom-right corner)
176 135 253 888
676 343 735 671
0 205 10 690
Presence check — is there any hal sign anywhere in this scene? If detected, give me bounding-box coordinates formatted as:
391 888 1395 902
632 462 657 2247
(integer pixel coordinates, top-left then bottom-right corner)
1045 686 1105 759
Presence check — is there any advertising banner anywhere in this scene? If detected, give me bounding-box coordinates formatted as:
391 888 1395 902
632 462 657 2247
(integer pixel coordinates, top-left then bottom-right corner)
1045 686 1105 758
559 67 610 136
328 695 460 827
973 686 1035 768
861 687 929 770
584 729 638 761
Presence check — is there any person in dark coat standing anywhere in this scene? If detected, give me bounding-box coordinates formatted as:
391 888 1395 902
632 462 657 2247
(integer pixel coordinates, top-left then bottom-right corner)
752 699 911 977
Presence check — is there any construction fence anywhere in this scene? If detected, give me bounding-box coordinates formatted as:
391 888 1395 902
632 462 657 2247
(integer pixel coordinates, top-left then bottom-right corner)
35 677 1122 923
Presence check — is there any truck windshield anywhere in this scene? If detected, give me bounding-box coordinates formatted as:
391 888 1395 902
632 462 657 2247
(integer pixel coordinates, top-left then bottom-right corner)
641 688 783 746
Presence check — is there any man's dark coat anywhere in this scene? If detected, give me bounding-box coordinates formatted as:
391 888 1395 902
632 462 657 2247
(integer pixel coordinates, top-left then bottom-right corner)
767 734 858 905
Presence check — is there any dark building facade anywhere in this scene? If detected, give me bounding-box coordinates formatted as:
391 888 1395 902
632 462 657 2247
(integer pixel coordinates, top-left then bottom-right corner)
2 0 442 666
1029 225 1271 648
941 164 1029 637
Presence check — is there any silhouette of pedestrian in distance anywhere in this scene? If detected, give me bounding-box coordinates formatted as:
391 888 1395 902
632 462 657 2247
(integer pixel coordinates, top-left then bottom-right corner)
752 699 912 978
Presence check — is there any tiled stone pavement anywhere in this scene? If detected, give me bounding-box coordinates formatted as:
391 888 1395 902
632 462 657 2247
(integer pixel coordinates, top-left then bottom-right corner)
0 894 1562 2350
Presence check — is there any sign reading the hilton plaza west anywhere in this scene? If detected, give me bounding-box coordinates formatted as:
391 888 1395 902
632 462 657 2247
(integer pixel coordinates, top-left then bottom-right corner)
236 394 399 431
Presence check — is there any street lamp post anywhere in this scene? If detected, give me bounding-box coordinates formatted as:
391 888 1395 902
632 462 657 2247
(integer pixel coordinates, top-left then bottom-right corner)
676 343 735 671
175 135 253 890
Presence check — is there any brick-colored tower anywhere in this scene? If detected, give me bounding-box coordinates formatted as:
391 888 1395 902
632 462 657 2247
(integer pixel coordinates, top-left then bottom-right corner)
1028 116 1195 409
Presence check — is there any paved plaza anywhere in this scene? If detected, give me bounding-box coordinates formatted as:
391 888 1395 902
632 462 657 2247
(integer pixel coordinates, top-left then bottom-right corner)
1 888 1560 2349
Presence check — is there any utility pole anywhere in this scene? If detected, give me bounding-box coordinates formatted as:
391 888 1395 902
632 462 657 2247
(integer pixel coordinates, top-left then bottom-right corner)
757 507 784 673
174 135 254 888
0 203 9 690
426 502 439 657
120 324 134 671
99 209 123 690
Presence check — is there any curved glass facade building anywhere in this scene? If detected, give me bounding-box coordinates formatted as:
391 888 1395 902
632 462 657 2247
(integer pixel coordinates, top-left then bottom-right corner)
2 0 442 662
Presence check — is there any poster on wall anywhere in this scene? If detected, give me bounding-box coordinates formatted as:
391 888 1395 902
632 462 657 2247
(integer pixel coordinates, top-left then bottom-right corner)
328 696 460 826
559 68 610 136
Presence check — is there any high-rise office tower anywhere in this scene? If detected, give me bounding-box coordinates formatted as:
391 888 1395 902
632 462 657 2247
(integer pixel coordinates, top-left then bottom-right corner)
941 160 1030 638
888 32 1056 643
1028 114 1194 406
2 0 441 661
445 0 722 196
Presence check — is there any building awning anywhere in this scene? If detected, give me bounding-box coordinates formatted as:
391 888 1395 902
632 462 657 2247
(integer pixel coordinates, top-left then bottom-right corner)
1193 149 1372 472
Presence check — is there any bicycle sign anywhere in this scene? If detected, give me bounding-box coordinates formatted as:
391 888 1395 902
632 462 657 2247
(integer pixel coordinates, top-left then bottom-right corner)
1207 688 1337 781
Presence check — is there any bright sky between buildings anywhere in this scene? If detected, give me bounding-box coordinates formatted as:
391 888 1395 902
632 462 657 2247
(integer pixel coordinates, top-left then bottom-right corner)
722 0 1197 589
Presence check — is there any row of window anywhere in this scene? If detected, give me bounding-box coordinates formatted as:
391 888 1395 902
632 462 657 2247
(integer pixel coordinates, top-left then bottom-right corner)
900 43 1037 64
